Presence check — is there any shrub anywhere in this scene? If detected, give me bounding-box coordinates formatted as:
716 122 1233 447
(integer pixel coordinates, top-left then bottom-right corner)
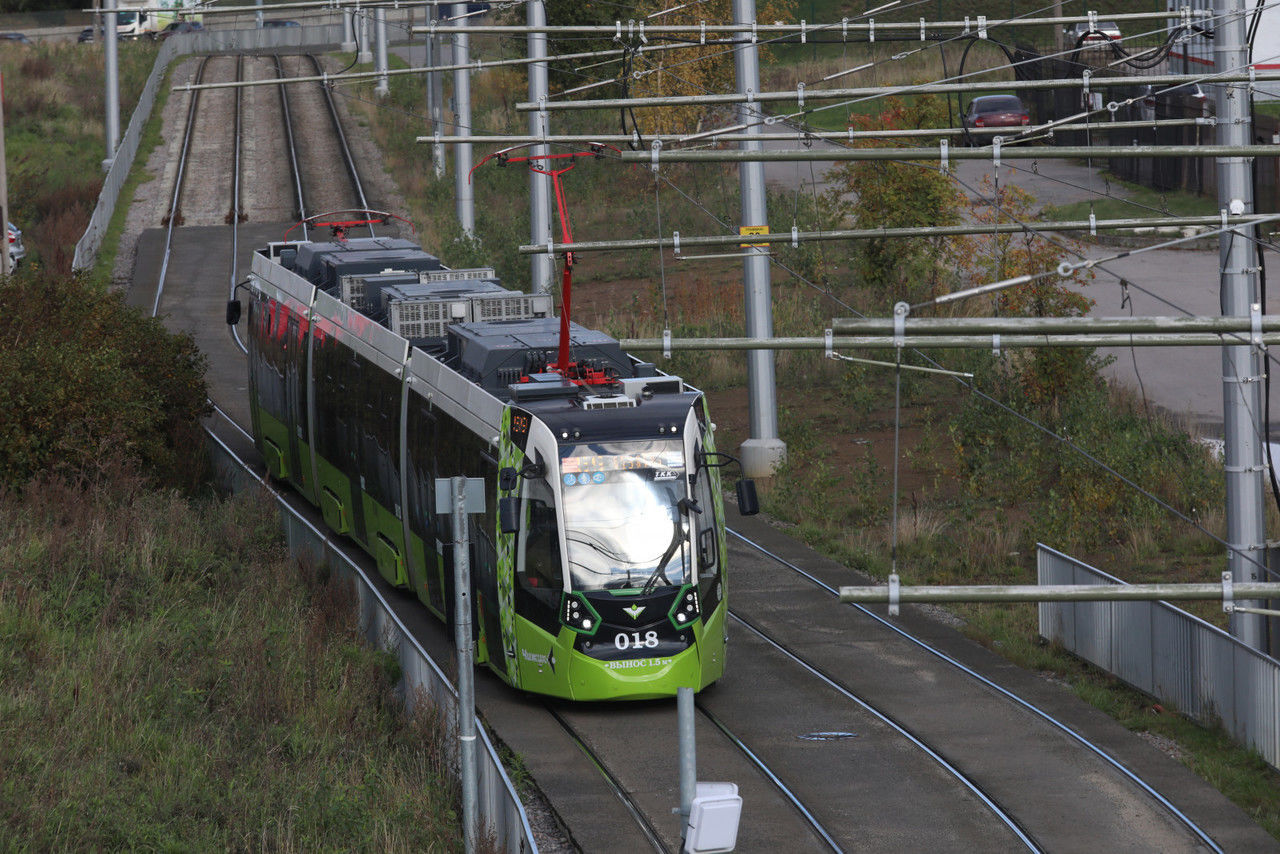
0 269 210 490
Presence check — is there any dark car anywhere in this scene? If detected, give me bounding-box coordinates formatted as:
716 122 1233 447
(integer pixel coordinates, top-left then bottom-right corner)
77 27 95 43
963 95 1031 133
262 19 300 28
0 33 31 45
158 20 203 40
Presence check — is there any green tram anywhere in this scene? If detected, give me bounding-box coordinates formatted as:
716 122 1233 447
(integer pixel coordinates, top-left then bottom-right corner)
232 231 757 700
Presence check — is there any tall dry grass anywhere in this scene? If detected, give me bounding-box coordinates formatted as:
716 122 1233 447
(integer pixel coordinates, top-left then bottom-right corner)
0 475 477 850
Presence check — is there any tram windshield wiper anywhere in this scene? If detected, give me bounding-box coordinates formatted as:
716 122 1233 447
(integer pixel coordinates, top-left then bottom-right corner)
640 498 700 594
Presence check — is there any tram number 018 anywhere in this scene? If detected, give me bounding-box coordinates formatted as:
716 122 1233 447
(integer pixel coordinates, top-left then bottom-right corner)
614 631 660 650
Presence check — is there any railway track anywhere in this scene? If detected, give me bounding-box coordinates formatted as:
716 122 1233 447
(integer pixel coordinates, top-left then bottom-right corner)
137 47 1276 854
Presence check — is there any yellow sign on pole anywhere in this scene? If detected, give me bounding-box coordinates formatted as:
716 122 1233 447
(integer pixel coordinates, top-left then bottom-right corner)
739 225 769 248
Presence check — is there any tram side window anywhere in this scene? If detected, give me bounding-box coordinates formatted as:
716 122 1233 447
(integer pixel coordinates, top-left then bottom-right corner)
405 400 436 541
520 477 563 598
312 335 341 462
693 442 720 594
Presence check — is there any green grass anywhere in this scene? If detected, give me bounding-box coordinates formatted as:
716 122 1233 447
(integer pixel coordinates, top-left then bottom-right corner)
1 40 155 277
1043 171 1221 221
0 476 471 850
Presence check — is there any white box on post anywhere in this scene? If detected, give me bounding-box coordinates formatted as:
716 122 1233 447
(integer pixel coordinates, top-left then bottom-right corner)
684 782 742 853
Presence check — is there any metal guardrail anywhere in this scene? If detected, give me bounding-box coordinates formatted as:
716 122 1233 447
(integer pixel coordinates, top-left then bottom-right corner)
1038 544 1280 771
206 425 537 853
73 37 179 272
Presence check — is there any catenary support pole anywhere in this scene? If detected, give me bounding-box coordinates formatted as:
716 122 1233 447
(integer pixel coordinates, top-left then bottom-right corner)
527 0 553 293
103 0 120 172
453 3 475 236
358 8 373 64
340 5 355 51
374 7 389 98
426 4 446 178
255 0 263 29
441 476 480 854
678 686 696 844
1216 0 1267 649
1 69 9 278
732 0 785 477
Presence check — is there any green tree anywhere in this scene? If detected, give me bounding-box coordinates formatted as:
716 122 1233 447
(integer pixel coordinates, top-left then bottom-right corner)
832 96 966 305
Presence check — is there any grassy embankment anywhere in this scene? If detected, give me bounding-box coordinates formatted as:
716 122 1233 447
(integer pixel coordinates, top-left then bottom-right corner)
0 41 476 848
343 23 1280 836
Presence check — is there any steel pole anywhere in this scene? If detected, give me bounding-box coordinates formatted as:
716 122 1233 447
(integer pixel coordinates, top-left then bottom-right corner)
453 3 475 236
340 5 355 51
448 476 478 854
517 213 1268 255
618 332 1280 351
374 7 389 98
1216 0 1266 649
425 4 446 178
0 69 9 278
527 0 553 293
358 8 373 64
732 0 784 477
103 0 120 172
678 686 696 844
838 581 1280 603
255 0 263 29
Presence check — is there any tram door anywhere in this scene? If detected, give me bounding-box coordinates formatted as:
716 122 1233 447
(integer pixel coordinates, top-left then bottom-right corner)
475 452 505 668
285 316 305 491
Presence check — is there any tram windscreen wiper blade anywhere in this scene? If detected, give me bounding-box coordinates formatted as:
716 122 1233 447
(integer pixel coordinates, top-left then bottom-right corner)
641 499 699 595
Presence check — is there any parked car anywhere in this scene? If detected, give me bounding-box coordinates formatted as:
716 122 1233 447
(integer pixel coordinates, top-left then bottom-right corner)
77 26 95 43
1064 20 1121 44
158 20 203 40
7 222 26 271
962 95 1031 132
0 32 32 45
262 19 300 28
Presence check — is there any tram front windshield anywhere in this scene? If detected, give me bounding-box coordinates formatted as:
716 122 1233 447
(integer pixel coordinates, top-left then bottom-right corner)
559 439 691 592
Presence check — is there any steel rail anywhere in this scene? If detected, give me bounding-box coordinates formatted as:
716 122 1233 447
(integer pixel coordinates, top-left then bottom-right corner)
304 54 376 238
726 528 1225 853
724 612 1041 852
693 697 846 853
541 702 669 853
275 55 309 240
153 54 213 319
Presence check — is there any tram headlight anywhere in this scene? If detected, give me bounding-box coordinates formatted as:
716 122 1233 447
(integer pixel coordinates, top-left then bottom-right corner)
561 592 601 636
667 585 701 629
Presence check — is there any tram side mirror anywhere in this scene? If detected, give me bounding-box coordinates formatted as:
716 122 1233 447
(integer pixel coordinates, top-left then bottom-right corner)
225 299 242 326
499 496 521 534
736 479 759 516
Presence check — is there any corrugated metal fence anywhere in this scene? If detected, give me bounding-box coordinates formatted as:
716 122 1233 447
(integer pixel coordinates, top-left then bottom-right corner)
72 21 347 272
207 426 537 853
1038 545 1280 770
